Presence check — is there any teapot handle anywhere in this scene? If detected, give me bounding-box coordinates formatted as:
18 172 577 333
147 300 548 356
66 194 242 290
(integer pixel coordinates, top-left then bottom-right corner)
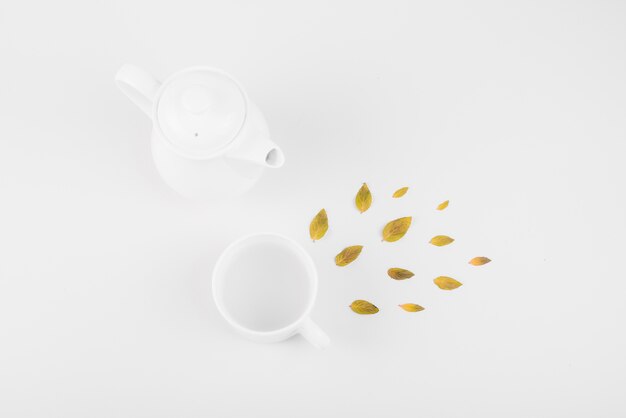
115 64 161 117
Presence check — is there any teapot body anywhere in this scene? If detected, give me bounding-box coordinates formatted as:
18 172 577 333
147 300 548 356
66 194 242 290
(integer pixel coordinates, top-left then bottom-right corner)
115 65 284 200
150 101 268 200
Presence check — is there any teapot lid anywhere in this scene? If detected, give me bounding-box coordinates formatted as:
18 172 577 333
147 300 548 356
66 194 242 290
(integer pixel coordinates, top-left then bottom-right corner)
155 68 247 158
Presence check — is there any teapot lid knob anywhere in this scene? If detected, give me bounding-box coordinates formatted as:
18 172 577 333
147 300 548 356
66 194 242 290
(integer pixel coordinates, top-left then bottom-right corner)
181 85 213 114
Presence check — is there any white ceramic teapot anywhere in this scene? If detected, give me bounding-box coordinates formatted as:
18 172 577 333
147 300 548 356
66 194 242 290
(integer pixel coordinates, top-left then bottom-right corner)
115 64 284 199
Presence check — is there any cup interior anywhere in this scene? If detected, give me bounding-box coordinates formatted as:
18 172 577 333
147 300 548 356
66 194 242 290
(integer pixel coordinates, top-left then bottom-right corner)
213 234 316 334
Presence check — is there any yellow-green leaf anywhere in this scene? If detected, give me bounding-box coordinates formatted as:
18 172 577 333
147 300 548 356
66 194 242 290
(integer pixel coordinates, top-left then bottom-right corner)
399 303 424 312
355 183 372 213
309 209 328 242
469 256 491 266
350 300 379 314
387 268 414 280
335 245 364 266
436 200 449 211
429 235 454 246
382 217 412 242
434 276 463 290
392 187 409 198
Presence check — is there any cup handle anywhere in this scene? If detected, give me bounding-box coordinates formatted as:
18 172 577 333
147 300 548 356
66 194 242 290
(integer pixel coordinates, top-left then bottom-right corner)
299 317 330 349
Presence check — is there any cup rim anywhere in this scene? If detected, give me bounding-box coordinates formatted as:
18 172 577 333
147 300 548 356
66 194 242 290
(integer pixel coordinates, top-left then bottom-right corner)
212 233 318 337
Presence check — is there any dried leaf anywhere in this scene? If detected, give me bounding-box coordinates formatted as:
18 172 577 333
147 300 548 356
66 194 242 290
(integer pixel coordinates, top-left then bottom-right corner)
350 300 379 314
434 276 463 290
392 187 409 198
382 217 412 242
335 245 364 266
436 200 449 211
469 256 491 266
429 235 454 246
387 268 415 280
355 183 372 213
309 209 328 242
399 303 424 312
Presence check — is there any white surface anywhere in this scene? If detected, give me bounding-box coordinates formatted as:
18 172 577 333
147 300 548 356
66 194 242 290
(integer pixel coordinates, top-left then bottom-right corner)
0 0 625 416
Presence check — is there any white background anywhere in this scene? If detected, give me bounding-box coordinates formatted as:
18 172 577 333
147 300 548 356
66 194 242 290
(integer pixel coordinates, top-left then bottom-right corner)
1 1 625 417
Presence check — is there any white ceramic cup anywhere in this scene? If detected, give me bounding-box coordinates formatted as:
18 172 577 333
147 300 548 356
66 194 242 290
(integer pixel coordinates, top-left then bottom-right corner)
212 233 330 349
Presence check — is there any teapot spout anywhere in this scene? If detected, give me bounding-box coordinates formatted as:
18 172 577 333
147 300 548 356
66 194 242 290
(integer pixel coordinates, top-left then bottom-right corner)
227 136 285 168
224 100 284 168
264 145 286 168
